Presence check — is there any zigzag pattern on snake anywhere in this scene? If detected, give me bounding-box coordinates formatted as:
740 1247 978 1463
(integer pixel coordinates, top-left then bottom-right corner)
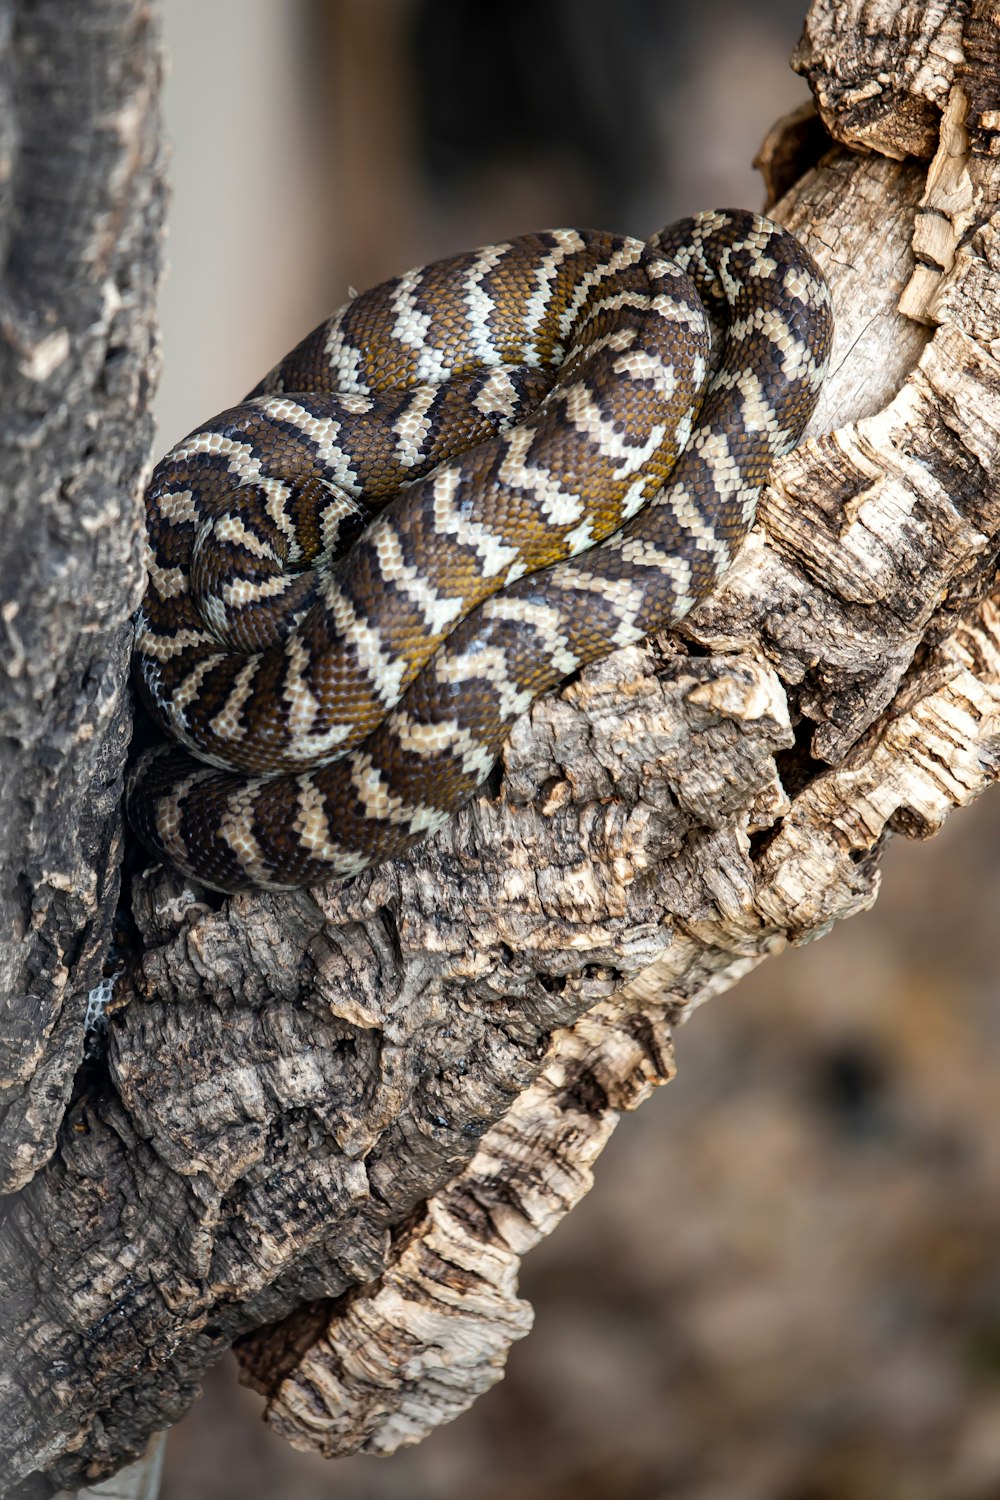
128 210 833 893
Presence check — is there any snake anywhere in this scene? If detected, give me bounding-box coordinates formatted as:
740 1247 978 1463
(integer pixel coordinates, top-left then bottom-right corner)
127 210 832 894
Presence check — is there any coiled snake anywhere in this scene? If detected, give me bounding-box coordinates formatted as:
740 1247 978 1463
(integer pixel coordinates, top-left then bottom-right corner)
128 210 832 893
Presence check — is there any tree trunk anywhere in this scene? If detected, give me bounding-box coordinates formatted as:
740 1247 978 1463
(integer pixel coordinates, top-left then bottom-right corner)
3 0 1000 1494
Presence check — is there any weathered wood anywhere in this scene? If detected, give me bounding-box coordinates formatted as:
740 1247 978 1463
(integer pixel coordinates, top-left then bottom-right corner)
793 0 967 159
53 1434 165 1500
0 0 162 1193
242 0 1000 1460
2 0 1000 1493
0 1 165 1492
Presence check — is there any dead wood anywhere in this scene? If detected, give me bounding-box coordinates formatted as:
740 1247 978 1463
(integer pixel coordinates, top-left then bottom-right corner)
2 0 1000 1493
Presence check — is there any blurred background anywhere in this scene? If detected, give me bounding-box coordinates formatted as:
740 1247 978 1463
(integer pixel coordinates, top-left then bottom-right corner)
156 3 1000 1497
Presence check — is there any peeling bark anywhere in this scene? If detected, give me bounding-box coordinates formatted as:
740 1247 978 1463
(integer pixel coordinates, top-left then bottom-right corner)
2 0 1000 1494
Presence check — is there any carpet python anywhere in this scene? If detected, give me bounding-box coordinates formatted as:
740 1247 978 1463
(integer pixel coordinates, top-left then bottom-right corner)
128 210 833 893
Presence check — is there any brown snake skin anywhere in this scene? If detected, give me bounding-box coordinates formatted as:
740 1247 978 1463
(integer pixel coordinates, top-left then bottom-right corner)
128 210 833 893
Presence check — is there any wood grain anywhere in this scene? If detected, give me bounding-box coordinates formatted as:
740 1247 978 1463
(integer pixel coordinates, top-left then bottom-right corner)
3 0 1000 1491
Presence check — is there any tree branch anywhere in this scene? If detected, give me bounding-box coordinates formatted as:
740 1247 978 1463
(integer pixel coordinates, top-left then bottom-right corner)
3 0 999 1493
0 0 162 1190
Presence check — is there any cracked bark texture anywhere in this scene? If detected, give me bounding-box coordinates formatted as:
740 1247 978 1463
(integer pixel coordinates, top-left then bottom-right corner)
3 0 1000 1494
0 0 161 1192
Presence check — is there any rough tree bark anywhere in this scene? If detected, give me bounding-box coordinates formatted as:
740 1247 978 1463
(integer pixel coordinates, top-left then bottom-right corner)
2 0 999 1495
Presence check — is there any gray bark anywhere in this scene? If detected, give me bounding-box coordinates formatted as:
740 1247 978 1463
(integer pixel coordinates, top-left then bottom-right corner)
0 0 164 1492
3 0 1000 1493
0 0 162 1192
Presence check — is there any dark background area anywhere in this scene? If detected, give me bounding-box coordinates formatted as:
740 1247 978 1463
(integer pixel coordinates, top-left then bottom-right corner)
157 3 1000 1496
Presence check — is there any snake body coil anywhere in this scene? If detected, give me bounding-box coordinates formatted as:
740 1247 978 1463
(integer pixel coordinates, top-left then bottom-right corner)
128 210 832 892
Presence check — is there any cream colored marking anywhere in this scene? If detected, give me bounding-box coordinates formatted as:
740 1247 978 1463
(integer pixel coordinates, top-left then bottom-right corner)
610 345 678 390
731 367 788 441
562 516 595 554
745 217 773 249
145 560 188 600
712 366 789 443
349 752 442 831
390 267 451 385
672 407 696 459
135 625 218 661
150 488 197 527
257 396 361 488
522 230 586 359
154 771 207 863
745 251 779 279
728 307 814 384
558 240 645 341
283 721 353 763
558 380 669 473
429 467 519 577
495 423 584 529
661 481 733 572
169 432 295 523
281 634 321 740
692 209 730 236
209 657 258 742
570 326 637 363
717 249 745 301
390 266 431 348
392 385 439 468
463 244 509 365
199 593 230 643
722 306 785 349
472 368 521 422
263 483 297 545
207 513 278 560
647 286 707 335
480 594 582 676
291 776 373 874
617 532 688 574
609 616 649 649
322 323 369 395
783 264 830 310
433 643 534 722
167 655 217 726
619 473 653 522
386 710 496 779
217 799 272 883
322 578 409 706
293 774 336 855
563 569 657 647
574 288 650 333
320 493 361 552
371 520 465 635
608 537 696 619
406 803 452 835
221 572 295 609
326 846 372 879
690 429 744 495
644 258 697 299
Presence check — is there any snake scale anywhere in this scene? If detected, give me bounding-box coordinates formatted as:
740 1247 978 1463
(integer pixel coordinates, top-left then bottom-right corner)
128 210 832 893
